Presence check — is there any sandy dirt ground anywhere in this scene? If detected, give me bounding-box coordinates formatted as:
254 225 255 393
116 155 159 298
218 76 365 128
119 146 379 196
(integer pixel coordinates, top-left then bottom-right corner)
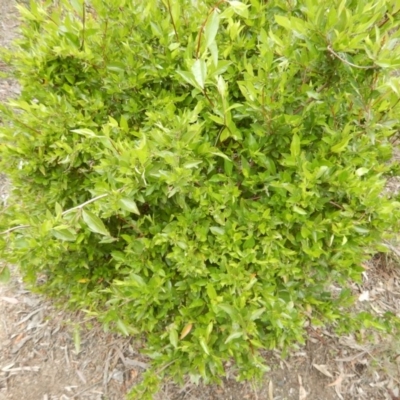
1 1 400 399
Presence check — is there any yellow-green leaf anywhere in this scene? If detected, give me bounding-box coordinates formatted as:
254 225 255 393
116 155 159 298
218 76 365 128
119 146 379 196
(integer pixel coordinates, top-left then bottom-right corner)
170 328 178 348
293 206 307 215
191 59 207 89
224 331 242 344
205 10 220 49
0 265 10 283
229 1 249 19
199 338 210 355
290 133 301 158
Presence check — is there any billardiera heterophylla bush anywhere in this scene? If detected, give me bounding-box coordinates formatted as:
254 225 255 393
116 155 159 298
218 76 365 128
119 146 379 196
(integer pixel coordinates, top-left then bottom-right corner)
1 0 400 397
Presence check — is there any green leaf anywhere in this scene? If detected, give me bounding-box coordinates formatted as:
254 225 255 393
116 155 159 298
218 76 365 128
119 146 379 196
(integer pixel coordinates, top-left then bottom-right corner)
169 328 178 349
69 0 83 14
176 70 198 88
191 59 207 89
293 206 307 215
210 226 225 235
207 284 218 300
217 75 227 97
275 15 292 30
117 319 130 336
120 115 129 131
55 202 63 217
131 274 146 287
119 198 140 215
183 160 202 169
250 307 266 321
51 227 77 242
229 1 249 18
70 128 99 138
290 134 301 158
205 11 220 49
356 167 369 176
224 331 243 344
211 151 231 161
217 303 236 316
82 210 109 236
331 136 351 153
209 41 219 67
0 266 10 283
106 62 126 72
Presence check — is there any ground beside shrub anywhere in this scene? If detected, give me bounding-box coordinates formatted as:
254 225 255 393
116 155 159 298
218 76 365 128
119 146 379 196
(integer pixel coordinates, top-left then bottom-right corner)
1 0 400 398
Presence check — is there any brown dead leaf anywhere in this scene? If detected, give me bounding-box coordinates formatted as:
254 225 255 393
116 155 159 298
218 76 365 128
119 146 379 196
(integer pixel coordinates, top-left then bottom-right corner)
327 374 344 388
180 323 193 340
130 369 138 380
13 333 25 343
327 370 355 400
312 364 333 378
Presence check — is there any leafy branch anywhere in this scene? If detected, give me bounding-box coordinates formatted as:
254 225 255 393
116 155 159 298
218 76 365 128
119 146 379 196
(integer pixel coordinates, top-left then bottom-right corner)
195 0 226 59
0 193 110 235
327 45 377 70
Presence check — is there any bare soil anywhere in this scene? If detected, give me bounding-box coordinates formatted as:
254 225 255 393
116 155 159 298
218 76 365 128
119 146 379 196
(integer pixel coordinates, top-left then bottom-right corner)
1 1 400 399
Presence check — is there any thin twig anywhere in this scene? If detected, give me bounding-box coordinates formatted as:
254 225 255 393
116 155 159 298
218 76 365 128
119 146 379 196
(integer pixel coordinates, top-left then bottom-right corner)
10 118 41 134
203 88 215 107
155 359 178 375
166 0 180 42
378 9 400 28
0 225 30 235
329 200 344 210
62 193 109 215
101 18 109 68
327 45 376 70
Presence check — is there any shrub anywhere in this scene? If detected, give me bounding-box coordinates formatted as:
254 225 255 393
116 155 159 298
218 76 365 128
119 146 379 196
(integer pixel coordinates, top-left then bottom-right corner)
1 0 400 397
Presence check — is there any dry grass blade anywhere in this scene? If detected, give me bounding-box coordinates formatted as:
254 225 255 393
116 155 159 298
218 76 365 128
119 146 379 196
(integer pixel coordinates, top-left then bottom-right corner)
124 358 149 370
335 351 367 362
1 366 40 372
312 364 333 378
15 306 45 326
0 296 18 304
298 374 307 400
268 379 274 400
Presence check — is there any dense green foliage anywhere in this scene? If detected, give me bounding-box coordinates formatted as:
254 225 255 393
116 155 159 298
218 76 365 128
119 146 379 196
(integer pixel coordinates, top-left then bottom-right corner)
1 0 400 397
